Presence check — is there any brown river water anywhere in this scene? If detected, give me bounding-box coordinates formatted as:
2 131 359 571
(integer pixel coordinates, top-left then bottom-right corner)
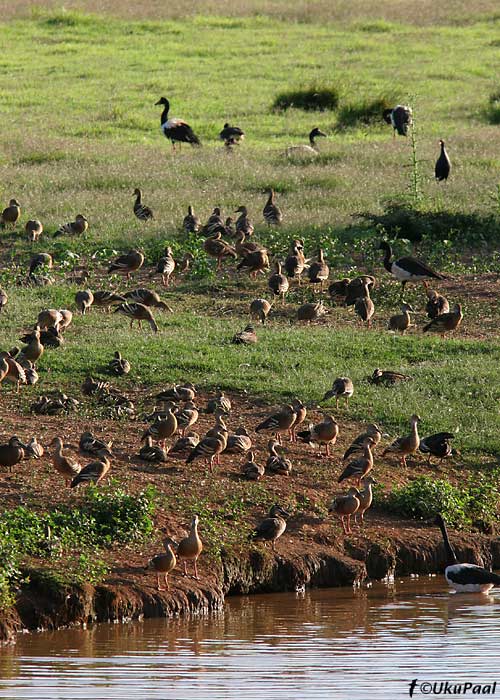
1 576 499 699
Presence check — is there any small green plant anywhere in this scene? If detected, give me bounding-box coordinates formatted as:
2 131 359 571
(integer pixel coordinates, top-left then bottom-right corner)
272 84 340 112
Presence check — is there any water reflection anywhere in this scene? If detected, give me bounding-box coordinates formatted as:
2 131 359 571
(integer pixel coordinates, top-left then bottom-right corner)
1 577 499 699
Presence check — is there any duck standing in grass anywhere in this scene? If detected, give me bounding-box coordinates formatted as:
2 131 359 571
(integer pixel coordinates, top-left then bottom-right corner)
268 261 289 303
176 515 203 579
252 505 289 550
108 249 144 280
379 241 445 296
237 248 270 278
284 240 307 284
256 404 297 445
156 246 176 287
150 536 177 590
204 232 237 270
114 302 158 333
382 414 420 467
250 299 272 324
155 97 201 150
132 188 154 221
109 351 131 376
424 282 450 319
322 377 354 409
75 290 94 315
354 282 375 327
183 205 201 233
0 437 25 473
307 249 329 291
124 288 173 312
25 219 43 243
263 189 282 226
355 476 376 524
235 206 254 237
54 214 88 237
329 488 360 535
435 514 500 593
435 140 451 182
423 304 463 338
0 199 21 228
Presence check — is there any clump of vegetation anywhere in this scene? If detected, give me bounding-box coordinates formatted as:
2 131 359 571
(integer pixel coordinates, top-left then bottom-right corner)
0 486 157 609
486 90 500 124
272 84 340 112
335 95 394 129
357 202 500 246
376 474 500 529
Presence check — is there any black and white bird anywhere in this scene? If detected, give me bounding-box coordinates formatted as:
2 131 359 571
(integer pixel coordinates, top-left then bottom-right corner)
436 514 500 593
419 432 454 464
219 123 245 148
155 97 201 150
435 139 451 181
379 241 445 295
383 105 413 137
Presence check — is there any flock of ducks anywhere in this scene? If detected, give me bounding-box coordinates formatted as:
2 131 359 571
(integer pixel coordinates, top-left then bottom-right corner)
1 97 490 597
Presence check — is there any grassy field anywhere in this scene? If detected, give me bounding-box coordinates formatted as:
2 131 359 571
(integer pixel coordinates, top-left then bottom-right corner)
0 3 499 597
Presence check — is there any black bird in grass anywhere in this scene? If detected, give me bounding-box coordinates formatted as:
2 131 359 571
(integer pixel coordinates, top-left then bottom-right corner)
435 139 451 181
379 241 445 295
219 123 245 148
419 432 455 465
155 97 201 150
435 514 500 593
383 105 413 137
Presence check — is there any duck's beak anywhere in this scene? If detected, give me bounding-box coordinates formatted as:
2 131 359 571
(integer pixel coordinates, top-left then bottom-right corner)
154 99 163 106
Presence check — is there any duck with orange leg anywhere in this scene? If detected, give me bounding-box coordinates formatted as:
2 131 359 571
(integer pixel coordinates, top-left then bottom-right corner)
328 488 360 535
297 414 339 457
150 536 177 591
382 414 421 468
176 516 203 580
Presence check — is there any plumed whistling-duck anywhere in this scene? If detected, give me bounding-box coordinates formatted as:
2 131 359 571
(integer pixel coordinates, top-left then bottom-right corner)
241 451 264 480
256 404 297 445
379 240 445 295
252 505 289 550
338 438 374 486
114 302 159 333
133 188 154 221
150 537 177 590
224 427 252 454
232 324 257 345
268 261 289 302
25 219 43 242
423 281 450 319
265 439 293 475
75 289 94 314
79 431 113 456
109 351 131 376
0 199 21 228
263 189 282 226
423 304 463 337
70 452 111 488
54 214 88 237
237 248 270 278
307 248 329 290
297 414 339 457
183 205 201 233
436 514 500 593
155 97 201 150
354 282 375 327
176 515 203 579
435 140 451 182
388 303 414 333
108 249 144 279
355 475 376 524
156 246 176 287
29 252 53 276
383 105 412 137
343 424 382 461
382 414 420 467
235 205 254 237
329 488 360 535
297 300 327 322
249 298 272 324
322 377 354 409
370 368 412 385
50 437 81 486
285 240 306 284
124 288 173 311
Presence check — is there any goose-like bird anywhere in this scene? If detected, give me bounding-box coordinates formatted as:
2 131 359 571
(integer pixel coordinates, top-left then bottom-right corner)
0 437 25 472
435 514 500 593
124 288 173 311
29 252 53 276
286 127 327 157
370 368 412 385
70 452 111 488
150 537 177 590
297 414 339 457
183 205 201 233
297 300 327 322
250 298 272 324
379 241 445 295
241 451 264 480
155 97 201 150
343 424 382 461
0 199 21 228
133 188 154 221
54 214 88 237
251 505 289 550
25 219 43 242
237 249 270 278
355 476 376 524
322 377 354 409
50 437 81 486
92 291 127 310
235 206 254 237
354 282 375 327
307 249 329 290
176 515 203 579
419 432 455 464
424 282 450 319
139 436 168 463
268 261 289 302
423 304 463 337
75 289 94 314
338 437 375 486
382 414 420 467
435 140 451 182
114 302 158 333
220 123 245 147
328 488 360 535
263 189 282 226
382 105 412 137
265 439 292 476
109 351 131 376
108 249 144 279
284 240 307 284
79 431 113 457
388 303 413 333
255 404 297 445
232 324 257 345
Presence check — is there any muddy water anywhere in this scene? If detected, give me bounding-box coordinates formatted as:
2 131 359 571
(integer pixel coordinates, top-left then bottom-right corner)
1 577 499 699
